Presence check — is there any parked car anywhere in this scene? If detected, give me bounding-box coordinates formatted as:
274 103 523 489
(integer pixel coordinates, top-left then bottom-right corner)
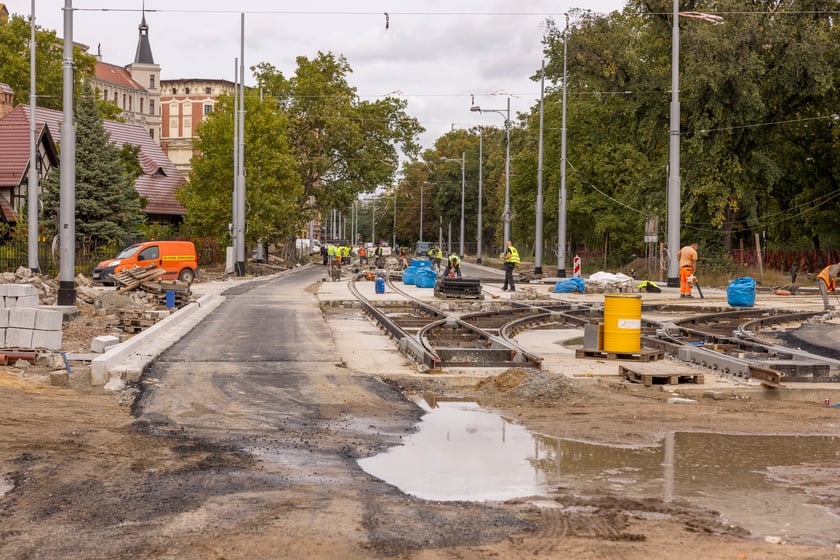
413 241 434 258
93 240 198 284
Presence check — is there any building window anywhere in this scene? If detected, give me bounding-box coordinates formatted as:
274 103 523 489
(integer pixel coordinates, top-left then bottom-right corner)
150 75 155 89
129 96 132 111
150 100 155 115
122 94 126 108
203 104 212 116
171 87 177 95
183 117 192 133
149 128 154 138
140 98 144 113
185 87 190 94
114 92 118 102
102 89 107 100
205 87 211 94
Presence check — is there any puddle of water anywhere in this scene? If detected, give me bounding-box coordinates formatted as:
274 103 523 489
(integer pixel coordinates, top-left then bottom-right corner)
359 395 548 502
358 396 840 546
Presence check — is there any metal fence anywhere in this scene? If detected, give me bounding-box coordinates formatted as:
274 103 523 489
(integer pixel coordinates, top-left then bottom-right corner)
0 239 120 277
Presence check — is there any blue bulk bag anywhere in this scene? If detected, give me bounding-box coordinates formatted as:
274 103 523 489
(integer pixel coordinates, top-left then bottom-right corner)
402 267 417 285
414 268 438 288
413 259 432 270
727 276 756 307
552 277 585 293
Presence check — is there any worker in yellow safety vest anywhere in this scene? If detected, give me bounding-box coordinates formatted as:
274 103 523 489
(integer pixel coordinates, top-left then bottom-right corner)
502 240 519 292
444 254 462 278
428 246 443 271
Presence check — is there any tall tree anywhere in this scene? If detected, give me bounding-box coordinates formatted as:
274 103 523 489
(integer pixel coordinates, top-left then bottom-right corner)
0 13 95 110
179 93 302 246
41 83 145 246
534 1 840 259
253 53 424 221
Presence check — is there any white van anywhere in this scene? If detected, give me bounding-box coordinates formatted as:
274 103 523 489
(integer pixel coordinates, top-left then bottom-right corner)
295 238 322 255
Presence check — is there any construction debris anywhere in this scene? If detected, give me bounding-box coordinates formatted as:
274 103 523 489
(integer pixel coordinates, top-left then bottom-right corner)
111 264 192 308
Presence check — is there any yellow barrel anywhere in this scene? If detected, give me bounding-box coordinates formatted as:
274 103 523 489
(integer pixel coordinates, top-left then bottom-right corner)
603 294 642 353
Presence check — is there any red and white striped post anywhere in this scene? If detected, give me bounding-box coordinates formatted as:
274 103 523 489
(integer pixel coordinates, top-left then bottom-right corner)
573 256 581 278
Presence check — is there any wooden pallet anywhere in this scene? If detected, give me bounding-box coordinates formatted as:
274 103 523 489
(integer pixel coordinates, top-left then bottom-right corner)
115 309 163 333
575 347 664 362
619 365 705 386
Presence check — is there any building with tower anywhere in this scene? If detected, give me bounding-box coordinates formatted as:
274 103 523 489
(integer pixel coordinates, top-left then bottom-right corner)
89 11 161 142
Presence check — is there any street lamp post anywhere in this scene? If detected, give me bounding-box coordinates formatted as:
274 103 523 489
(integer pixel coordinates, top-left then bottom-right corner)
471 99 511 243
477 128 483 264
419 184 424 242
667 0 681 287
667 6 723 286
440 153 466 256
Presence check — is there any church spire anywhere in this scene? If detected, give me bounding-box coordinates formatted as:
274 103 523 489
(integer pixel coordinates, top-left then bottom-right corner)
133 2 155 64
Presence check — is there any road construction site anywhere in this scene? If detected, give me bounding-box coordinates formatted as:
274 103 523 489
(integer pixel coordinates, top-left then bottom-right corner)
1 261 840 559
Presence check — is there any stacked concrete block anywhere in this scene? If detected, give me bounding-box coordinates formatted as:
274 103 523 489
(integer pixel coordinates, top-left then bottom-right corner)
0 284 63 350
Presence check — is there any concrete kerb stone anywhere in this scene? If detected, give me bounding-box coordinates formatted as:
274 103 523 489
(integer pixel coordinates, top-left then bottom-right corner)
91 292 224 386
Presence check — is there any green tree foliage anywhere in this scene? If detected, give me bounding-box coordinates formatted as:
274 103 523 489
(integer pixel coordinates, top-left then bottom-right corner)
0 13 95 110
527 1 840 263
253 53 423 221
179 93 302 246
41 83 145 246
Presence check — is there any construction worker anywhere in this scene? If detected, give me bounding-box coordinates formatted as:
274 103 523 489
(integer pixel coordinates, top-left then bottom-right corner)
341 244 351 265
374 244 384 268
444 253 462 278
428 245 443 272
501 240 519 292
327 243 336 267
817 263 840 311
677 243 699 298
358 244 368 265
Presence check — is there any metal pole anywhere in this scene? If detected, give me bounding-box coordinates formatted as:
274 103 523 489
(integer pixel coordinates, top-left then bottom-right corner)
503 97 511 243
28 0 39 272
235 13 246 276
459 151 465 256
419 185 423 242
393 190 396 249
371 196 375 244
231 58 238 252
447 221 451 255
57 0 75 305
667 0 681 287
477 129 483 264
558 14 569 277
535 60 545 275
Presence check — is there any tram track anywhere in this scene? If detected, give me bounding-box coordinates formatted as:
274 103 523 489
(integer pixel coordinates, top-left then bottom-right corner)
346 267 840 385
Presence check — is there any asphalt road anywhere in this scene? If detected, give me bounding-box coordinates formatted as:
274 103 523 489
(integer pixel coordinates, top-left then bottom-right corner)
129 265 531 558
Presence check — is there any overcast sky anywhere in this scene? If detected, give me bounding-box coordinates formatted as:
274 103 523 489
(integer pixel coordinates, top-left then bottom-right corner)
7 0 627 151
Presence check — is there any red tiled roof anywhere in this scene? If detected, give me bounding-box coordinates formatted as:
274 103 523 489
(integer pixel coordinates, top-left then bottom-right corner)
0 105 185 216
0 83 13 95
94 62 145 91
0 105 55 189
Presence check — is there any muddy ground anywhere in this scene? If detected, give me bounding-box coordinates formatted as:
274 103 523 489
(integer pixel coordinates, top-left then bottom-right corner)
1 296 840 558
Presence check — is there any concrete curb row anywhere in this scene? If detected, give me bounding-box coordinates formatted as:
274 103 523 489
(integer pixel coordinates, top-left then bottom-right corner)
91 292 225 387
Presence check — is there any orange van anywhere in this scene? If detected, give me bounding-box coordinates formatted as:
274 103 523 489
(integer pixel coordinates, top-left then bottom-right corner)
93 240 198 284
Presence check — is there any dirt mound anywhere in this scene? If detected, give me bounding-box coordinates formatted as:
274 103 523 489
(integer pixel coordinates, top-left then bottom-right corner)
475 369 595 406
